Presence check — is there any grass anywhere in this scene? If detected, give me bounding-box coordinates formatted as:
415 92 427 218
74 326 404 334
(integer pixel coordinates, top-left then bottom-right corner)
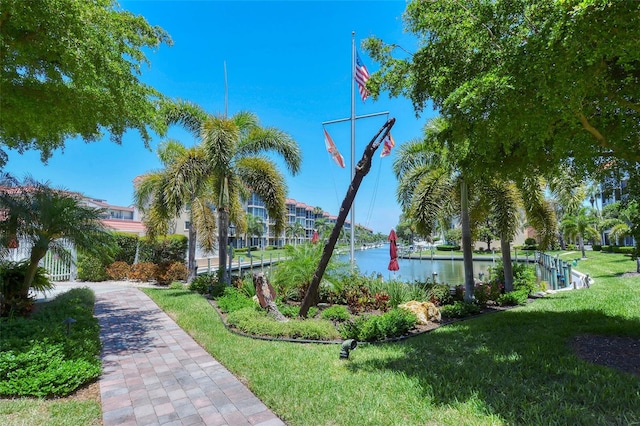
143 251 640 425
0 399 100 426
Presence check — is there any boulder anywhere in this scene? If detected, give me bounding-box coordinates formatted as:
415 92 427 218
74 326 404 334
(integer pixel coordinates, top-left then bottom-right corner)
399 300 441 324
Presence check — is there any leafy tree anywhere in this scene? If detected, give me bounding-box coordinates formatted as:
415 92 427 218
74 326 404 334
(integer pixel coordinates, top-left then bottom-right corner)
147 100 301 282
364 0 640 178
0 0 172 166
0 174 113 296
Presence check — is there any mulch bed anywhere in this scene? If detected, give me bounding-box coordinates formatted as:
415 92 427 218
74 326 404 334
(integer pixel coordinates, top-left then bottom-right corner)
571 334 640 377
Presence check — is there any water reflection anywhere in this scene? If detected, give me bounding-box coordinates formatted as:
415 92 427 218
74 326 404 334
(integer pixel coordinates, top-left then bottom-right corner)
339 245 495 285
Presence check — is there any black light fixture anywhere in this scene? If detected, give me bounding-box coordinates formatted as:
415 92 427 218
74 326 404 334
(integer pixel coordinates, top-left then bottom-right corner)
339 339 357 360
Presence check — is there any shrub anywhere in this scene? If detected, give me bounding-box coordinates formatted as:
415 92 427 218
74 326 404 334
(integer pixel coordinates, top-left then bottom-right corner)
592 244 602 251
112 232 138 264
339 308 417 341
169 282 185 290
138 234 188 264
278 304 318 319
76 253 109 282
189 273 222 296
440 301 482 318
0 288 101 397
156 261 187 285
497 289 529 306
320 305 350 322
426 283 452 306
0 260 52 317
226 307 340 340
436 244 461 251
128 262 157 282
474 281 503 307
216 287 255 313
524 238 537 246
106 261 130 280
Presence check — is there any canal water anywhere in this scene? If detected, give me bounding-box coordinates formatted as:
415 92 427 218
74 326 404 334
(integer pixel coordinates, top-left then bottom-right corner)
341 245 496 285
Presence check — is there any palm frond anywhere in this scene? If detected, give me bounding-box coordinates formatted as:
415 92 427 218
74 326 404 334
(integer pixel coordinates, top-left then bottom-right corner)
160 99 207 137
235 156 287 235
238 127 302 175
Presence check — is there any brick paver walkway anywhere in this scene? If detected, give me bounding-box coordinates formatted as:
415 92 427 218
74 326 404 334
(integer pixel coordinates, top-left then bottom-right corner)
95 288 285 426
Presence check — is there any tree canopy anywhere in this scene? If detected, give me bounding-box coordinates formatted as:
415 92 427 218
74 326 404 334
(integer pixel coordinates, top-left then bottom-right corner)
0 0 172 166
365 0 640 178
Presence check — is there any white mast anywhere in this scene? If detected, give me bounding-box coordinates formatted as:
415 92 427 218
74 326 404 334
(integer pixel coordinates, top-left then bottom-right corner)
350 32 356 265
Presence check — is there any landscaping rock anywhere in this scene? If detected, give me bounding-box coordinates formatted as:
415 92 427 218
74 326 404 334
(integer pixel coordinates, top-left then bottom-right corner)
399 300 441 324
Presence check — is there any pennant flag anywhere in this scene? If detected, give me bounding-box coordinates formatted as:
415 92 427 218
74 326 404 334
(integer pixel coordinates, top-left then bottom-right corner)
355 51 370 102
324 128 345 168
380 132 395 157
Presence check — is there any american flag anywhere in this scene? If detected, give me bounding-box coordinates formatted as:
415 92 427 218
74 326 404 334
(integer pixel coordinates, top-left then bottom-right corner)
380 132 395 158
355 52 370 102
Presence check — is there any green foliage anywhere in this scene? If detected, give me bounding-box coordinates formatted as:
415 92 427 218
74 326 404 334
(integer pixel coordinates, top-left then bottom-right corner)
497 289 529 306
189 272 222 296
169 281 184 290
277 304 318 319
490 261 538 296
473 281 503 307
425 283 452 306
339 308 417 341
76 252 109 282
216 287 256 313
0 0 172 166
226 307 340 340
320 305 351 322
444 228 462 245
0 288 101 397
436 244 461 251
272 243 342 301
111 232 139 264
139 234 188 264
0 260 52 316
439 301 482 318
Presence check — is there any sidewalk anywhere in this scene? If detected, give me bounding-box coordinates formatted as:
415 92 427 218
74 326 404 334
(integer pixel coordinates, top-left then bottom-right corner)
68 283 284 425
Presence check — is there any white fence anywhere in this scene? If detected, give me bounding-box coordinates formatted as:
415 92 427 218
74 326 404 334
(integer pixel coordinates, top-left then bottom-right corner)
3 239 76 281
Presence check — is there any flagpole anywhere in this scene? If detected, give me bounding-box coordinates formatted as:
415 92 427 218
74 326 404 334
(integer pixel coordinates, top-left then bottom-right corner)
350 31 356 266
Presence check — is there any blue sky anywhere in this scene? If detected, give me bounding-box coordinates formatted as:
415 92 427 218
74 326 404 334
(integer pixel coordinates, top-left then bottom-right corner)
5 1 436 233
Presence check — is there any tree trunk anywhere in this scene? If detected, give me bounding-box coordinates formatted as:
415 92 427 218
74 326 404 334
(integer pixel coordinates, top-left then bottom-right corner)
187 215 197 284
299 118 395 318
218 209 229 284
500 237 514 292
22 247 48 298
579 235 586 259
253 272 288 322
460 179 475 303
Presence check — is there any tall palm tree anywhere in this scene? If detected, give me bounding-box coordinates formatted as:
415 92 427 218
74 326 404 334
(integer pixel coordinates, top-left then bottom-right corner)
313 217 331 240
134 141 217 283
0 174 113 296
148 100 302 282
561 207 599 258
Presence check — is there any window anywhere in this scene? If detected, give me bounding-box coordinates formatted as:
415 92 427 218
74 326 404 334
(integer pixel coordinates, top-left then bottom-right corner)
185 221 190 230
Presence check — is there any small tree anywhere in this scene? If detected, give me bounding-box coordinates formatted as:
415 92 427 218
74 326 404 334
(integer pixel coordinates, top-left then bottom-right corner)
0 174 114 297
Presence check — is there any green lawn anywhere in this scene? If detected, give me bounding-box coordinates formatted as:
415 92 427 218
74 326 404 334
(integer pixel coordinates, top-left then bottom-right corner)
144 251 640 425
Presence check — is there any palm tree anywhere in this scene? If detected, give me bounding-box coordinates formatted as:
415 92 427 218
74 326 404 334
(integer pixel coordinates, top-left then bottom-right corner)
144 99 302 283
561 207 599 258
393 118 476 301
0 174 113 297
245 213 265 247
313 217 331 240
134 141 217 283
286 222 305 246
